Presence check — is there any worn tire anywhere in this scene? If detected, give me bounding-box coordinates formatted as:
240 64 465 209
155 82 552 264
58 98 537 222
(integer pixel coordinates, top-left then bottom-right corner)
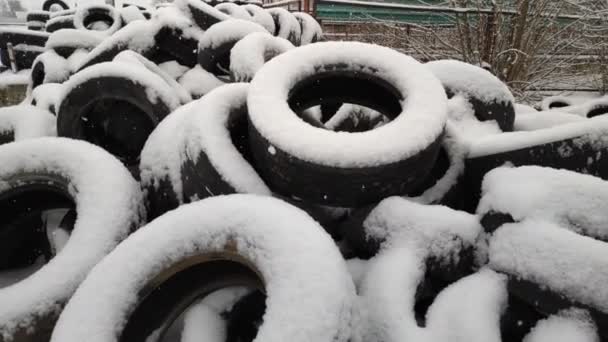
248 42 447 206
57 62 181 173
45 15 76 32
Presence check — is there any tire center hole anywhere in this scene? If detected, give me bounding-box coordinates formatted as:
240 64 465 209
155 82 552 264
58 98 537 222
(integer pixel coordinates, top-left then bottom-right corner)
81 98 154 166
287 71 402 133
0 185 76 288
83 11 114 30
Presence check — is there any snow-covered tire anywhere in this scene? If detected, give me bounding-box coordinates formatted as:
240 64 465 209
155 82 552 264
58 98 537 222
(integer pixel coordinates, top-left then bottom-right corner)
174 0 229 30
292 12 322 44
119 5 146 24
266 8 301 45
45 29 103 58
463 117 608 211
27 10 51 22
0 138 143 342
247 42 447 207
73 4 123 35
426 59 516 132
197 19 267 77
513 110 584 131
242 4 274 33
30 51 70 89
215 2 251 20
154 25 201 68
140 83 270 219
229 32 293 82
45 15 76 32
0 105 55 144
31 83 64 115
57 62 181 173
27 21 47 31
42 0 69 11
488 220 608 340
540 95 574 110
50 195 355 342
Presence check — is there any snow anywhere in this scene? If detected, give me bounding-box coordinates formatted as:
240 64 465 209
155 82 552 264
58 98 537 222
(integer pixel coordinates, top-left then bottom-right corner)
362 196 481 252
113 50 192 104
49 9 76 19
323 104 387 131
31 82 64 112
514 110 584 131
540 95 576 111
45 28 103 51
0 69 30 87
242 4 275 34
178 65 225 98
266 8 301 44
73 4 123 35
443 94 501 144
51 194 356 342
0 137 144 341
229 32 293 82
514 103 538 115
247 41 447 168
478 166 608 240
59 61 181 112
158 60 190 79
489 219 608 312
140 83 271 204
120 5 146 23
468 116 608 158
426 59 515 106
31 50 70 84
560 97 608 118
0 105 56 141
215 2 252 20
523 309 599 342
173 0 230 30
181 303 226 342
292 12 322 45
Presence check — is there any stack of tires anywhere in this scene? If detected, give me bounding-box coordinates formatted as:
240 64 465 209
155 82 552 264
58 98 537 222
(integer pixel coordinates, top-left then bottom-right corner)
1 1 607 340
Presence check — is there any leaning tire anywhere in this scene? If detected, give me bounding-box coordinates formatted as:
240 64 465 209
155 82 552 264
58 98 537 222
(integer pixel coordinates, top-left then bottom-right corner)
215 2 252 20
29 51 70 89
45 15 76 32
174 0 229 30
57 62 181 173
0 105 55 144
426 59 516 132
0 138 143 342
50 195 355 342
266 8 301 45
197 19 267 77
292 12 322 44
247 42 447 207
140 83 271 219
229 31 293 82
45 29 103 58
242 4 274 33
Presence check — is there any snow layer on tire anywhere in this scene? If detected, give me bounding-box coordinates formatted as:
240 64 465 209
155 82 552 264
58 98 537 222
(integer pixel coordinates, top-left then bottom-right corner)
59 61 181 112
248 41 447 167
242 4 275 33
31 50 70 85
426 59 514 105
31 83 64 113
178 65 225 98
0 138 144 340
523 309 599 342
45 28 103 50
229 32 293 82
469 116 608 158
51 195 355 342
215 3 251 20
489 219 608 312
73 4 122 35
292 12 321 45
198 19 266 52
514 110 584 131
0 105 56 141
266 8 301 44
478 166 608 240
140 83 270 203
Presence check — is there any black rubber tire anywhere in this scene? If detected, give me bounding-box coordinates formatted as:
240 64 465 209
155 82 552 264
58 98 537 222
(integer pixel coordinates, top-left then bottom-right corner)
42 0 69 11
57 63 179 174
247 42 447 207
197 19 266 77
45 29 102 59
225 290 266 342
178 0 229 30
30 51 70 89
74 4 123 35
155 26 199 67
27 21 47 31
45 15 76 32
27 11 51 22
0 138 143 342
426 60 516 132
463 120 608 212
292 12 322 44
587 103 608 118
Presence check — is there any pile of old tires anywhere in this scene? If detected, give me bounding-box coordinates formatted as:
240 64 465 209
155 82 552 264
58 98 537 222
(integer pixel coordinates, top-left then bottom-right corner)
1 1 608 340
